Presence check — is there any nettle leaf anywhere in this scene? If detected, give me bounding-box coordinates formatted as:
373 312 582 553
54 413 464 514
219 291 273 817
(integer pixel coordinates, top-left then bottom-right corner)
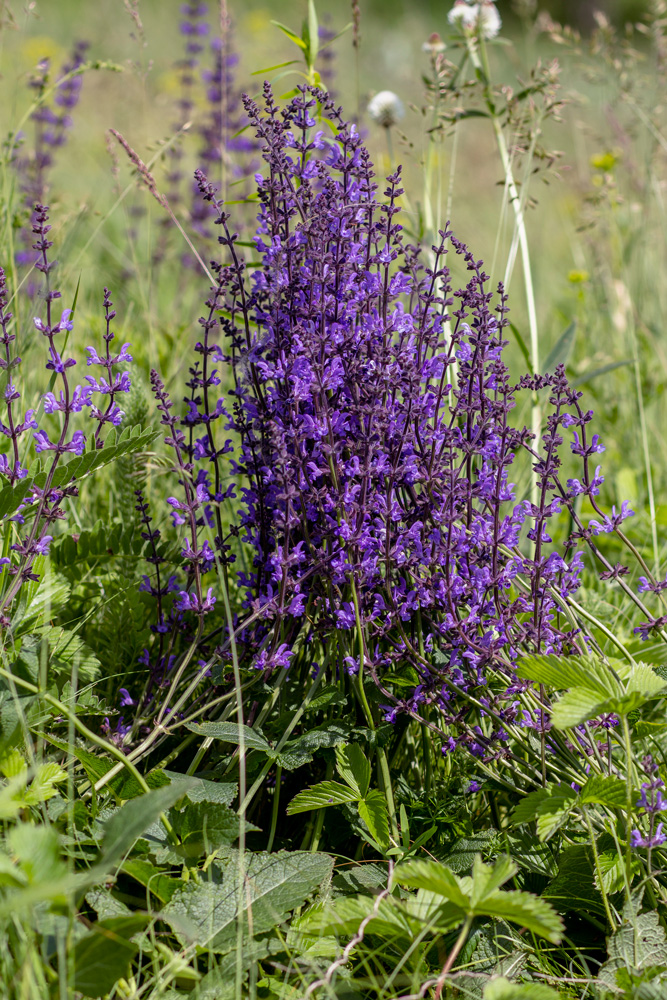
358 790 389 849
286 780 359 815
443 831 498 874
335 743 370 798
163 770 237 806
278 722 351 770
72 914 149 997
186 721 272 755
168 801 243 858
163 850 333 953
599 909 667 990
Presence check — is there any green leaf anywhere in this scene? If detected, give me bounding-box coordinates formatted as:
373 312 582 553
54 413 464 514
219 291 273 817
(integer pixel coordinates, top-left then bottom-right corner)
515 654 620 699
535 785 578 842
358 790 389 849
550 688 609 729
72 915 148 997
542 844 606 915
580 774 628 808
286 780 359 815
570 359 633 388
186 721 272 754
599 909 667 989
307 0 319 65
335 743 370 798
484 978 559 1000
395 859 471 910
168 800 243 858
477 891 563 943
271 20 307 50
508 323 532 371
101 781 194 867
120 858 181 903
469 855 517 906
543 320 576 374
37 734 170 799
511 788 551 827
163 770 237 806
163 850 333 953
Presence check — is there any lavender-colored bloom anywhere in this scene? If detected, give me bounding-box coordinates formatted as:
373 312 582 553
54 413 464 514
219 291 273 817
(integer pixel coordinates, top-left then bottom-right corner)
631 824 666 849
466 780 482 793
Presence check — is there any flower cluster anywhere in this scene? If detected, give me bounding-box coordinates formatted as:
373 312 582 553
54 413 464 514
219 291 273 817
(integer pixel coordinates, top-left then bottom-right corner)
14 41 89 271
631 757 667 850
147 84 640 755
447 1 502 41
0 206 132 626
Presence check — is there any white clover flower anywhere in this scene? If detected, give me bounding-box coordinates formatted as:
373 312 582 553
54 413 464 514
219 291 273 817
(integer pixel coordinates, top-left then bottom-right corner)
447 1 502 41
367 90 405 129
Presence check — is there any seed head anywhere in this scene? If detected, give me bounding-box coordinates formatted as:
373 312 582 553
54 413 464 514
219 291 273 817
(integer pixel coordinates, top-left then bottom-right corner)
367 90 404 128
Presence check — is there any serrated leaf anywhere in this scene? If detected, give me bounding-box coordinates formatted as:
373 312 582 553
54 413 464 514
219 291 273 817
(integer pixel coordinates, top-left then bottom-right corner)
163 770 237 806
168 800 243 858
358 790 389 849
550 688 609 729
395 860 471 910
599 910 667 989
580 774 628 808
470 855 517 905
163 850 333 952
0 748 27 780
535 785 578 841
286 780 359 815
516 654 621 700
186 721 272 754
335 743 370 798
442 830 497 873
511 788 552 827
478 890 563 943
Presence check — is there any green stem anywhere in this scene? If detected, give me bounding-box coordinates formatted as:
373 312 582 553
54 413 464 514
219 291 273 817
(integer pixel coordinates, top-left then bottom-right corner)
266 764 282 853
435 915 474 999
621 714 635 888
583 807 614 930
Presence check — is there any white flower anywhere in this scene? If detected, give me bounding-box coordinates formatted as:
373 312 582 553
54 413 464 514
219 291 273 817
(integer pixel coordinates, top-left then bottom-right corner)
447 1 502 41
422 32 446 54
367 90 405 129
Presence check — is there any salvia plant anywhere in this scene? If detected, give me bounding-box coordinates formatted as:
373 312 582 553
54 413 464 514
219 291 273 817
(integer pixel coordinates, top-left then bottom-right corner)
3 3 667 1000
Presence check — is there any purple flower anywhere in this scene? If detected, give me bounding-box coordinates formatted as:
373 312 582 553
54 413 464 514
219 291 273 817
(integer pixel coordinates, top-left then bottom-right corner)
631 824 666 849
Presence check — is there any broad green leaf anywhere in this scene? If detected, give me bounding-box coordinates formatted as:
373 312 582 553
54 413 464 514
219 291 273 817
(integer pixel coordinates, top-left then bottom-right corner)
358 790 389 849
286 780 359 815
186 721 272 754
278 722 351 770
395 859 471 910
516 654 621 700
0 748 26 780
163 770 237 806
484 978 559 1000
550 688 609 729
163 850 333 953
37 734 170 799
442 830 497 873
595 851 631 895
511 787 552 827
478 890 563 943
335 743 370 798
599 910 667 990
470 855 517 906
624 662 667 699
72 915 148 997
168 800 242 858
580 774 628 808
121 858 181 903
535 785 578 842
7 823 67 885
101 781 194 867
